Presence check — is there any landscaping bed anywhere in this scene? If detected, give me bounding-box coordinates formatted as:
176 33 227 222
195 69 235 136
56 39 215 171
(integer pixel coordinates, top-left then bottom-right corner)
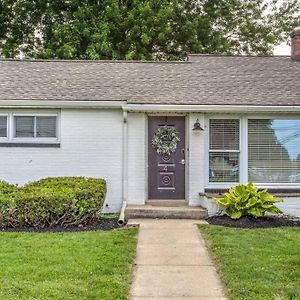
207 214 300 228
0 217 123 232
210 182 300 228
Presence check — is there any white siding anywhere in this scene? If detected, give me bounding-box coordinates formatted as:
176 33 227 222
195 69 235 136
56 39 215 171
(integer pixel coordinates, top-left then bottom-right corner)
127 112 147 204
0 108 123 212
188 113 206 206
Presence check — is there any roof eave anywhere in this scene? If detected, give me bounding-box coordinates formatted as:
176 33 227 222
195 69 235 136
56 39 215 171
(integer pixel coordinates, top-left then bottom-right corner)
124 103 300 113
0 99 126 109
1 100 300 113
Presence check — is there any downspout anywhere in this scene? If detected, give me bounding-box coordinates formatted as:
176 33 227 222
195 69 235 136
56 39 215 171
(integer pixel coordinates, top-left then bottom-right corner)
118 109 128 226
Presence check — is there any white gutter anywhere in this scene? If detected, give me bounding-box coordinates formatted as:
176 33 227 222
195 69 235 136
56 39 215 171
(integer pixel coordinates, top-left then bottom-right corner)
0 100 126 109
1 100 300 113
124 104 300 113
118 109 128 226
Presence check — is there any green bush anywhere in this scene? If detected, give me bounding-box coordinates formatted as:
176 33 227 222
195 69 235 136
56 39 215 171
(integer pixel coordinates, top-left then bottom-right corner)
0 177 106 228
214 182 283 219
0 180 18 194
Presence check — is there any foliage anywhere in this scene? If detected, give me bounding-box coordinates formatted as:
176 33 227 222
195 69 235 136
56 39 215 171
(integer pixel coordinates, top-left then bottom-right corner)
0 0 299 60
101 213 120 219
0 177 106 228
0 180 18 194
152 127 180 155
0 228 138 300
215 182 283 219
200 225 300 300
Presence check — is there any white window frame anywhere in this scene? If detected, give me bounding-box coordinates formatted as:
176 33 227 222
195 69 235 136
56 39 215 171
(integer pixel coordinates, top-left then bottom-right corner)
205 115 242 188
246 114 300 189
205 114 300 189
0 112 60 144
0 114 9 141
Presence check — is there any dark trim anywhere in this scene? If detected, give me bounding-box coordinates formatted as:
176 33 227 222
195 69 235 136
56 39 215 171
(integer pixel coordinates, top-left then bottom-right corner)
0 143 60 148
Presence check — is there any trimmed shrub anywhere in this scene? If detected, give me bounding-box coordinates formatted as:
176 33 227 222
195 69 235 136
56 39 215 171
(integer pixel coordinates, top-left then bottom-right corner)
215 182 283 219
0 177 106 228
0 181 18 194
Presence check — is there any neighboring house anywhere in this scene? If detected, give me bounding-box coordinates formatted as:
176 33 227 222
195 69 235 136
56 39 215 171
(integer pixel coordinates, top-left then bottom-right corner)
0 28 299 214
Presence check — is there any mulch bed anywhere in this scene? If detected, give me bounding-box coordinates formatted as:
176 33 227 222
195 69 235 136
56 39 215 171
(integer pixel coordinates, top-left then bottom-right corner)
207 215 300 228
0 218 125 233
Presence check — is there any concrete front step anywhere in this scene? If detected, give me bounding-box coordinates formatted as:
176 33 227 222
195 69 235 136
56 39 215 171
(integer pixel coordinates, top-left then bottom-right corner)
125 204 208 220
146 200 187 207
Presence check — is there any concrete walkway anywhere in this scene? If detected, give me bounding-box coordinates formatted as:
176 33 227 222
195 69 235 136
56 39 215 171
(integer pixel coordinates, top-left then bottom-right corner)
129 219 227 300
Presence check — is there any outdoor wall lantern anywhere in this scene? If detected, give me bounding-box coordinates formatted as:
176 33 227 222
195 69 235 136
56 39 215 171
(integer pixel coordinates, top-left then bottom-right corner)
192 118 204 131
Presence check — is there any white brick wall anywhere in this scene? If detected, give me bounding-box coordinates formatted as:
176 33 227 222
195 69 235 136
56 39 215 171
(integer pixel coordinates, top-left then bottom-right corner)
188 113 206 206
0 108 124 212
277 198 300 218
127 112 147 204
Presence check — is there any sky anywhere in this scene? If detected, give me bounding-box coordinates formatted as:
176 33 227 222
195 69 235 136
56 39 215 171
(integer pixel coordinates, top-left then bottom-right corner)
274 43 290 55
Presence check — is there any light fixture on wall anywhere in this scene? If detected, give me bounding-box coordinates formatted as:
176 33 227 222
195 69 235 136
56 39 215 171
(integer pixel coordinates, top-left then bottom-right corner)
192 118 204 131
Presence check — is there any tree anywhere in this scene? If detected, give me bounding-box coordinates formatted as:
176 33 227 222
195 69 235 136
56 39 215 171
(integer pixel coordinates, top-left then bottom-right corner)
0 0 299 60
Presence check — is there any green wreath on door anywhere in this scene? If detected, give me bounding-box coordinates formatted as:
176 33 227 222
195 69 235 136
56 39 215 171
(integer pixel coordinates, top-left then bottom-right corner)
151 127 180 155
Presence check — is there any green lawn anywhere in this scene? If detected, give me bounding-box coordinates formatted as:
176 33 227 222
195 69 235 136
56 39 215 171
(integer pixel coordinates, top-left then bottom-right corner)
200 225 300 300
0 228 138 300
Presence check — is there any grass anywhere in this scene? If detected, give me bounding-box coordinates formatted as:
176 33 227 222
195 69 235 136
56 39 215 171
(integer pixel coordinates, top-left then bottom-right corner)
199 225 300 300
0 228 138 300
101 213 120 219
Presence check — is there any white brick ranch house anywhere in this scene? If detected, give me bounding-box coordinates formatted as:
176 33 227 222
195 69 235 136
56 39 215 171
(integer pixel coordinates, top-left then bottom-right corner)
0 28 300 215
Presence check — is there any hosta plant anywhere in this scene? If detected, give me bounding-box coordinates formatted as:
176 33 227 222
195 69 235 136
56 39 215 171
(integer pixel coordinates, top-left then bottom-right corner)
215 182 283 219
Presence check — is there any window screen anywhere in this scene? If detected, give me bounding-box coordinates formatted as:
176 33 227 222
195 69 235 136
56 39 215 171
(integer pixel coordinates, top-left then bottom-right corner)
0 116 7 137
14 116 57 138
248 119 300 183
15 116 34 137
36 117 57 137
209 119 240 182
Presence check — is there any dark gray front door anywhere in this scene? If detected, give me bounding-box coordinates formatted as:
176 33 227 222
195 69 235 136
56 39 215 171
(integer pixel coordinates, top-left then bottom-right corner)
148 116 185 200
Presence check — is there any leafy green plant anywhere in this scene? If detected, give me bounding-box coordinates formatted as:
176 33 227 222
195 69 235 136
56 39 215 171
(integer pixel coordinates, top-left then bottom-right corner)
0 177 106 228
215 182 283 219
1 0 300 59
0 180 18 194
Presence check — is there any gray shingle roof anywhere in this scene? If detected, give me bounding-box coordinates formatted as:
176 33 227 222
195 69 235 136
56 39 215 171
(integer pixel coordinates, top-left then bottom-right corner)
0 55 299 106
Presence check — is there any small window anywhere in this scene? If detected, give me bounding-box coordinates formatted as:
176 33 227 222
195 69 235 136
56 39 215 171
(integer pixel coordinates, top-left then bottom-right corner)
0 116 7 137
14 116 57 138
209 119 240 183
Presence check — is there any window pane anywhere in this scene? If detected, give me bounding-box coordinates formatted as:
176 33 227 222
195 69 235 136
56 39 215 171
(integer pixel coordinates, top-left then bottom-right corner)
15 116 34 137
248 119 300 183
36 116 57 138
210 119 239 150
0 116 7 137
209 152 239 182
209 119 240 183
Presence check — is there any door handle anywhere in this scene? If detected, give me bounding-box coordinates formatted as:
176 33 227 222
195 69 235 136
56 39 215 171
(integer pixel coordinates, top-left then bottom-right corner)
180 159 185 165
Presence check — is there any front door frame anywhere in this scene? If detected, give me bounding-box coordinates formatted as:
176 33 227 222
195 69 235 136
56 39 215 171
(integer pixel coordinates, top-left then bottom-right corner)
146 113 189 201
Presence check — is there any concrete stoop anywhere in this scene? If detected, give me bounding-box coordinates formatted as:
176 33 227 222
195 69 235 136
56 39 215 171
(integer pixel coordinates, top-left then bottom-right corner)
125 203 208 219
